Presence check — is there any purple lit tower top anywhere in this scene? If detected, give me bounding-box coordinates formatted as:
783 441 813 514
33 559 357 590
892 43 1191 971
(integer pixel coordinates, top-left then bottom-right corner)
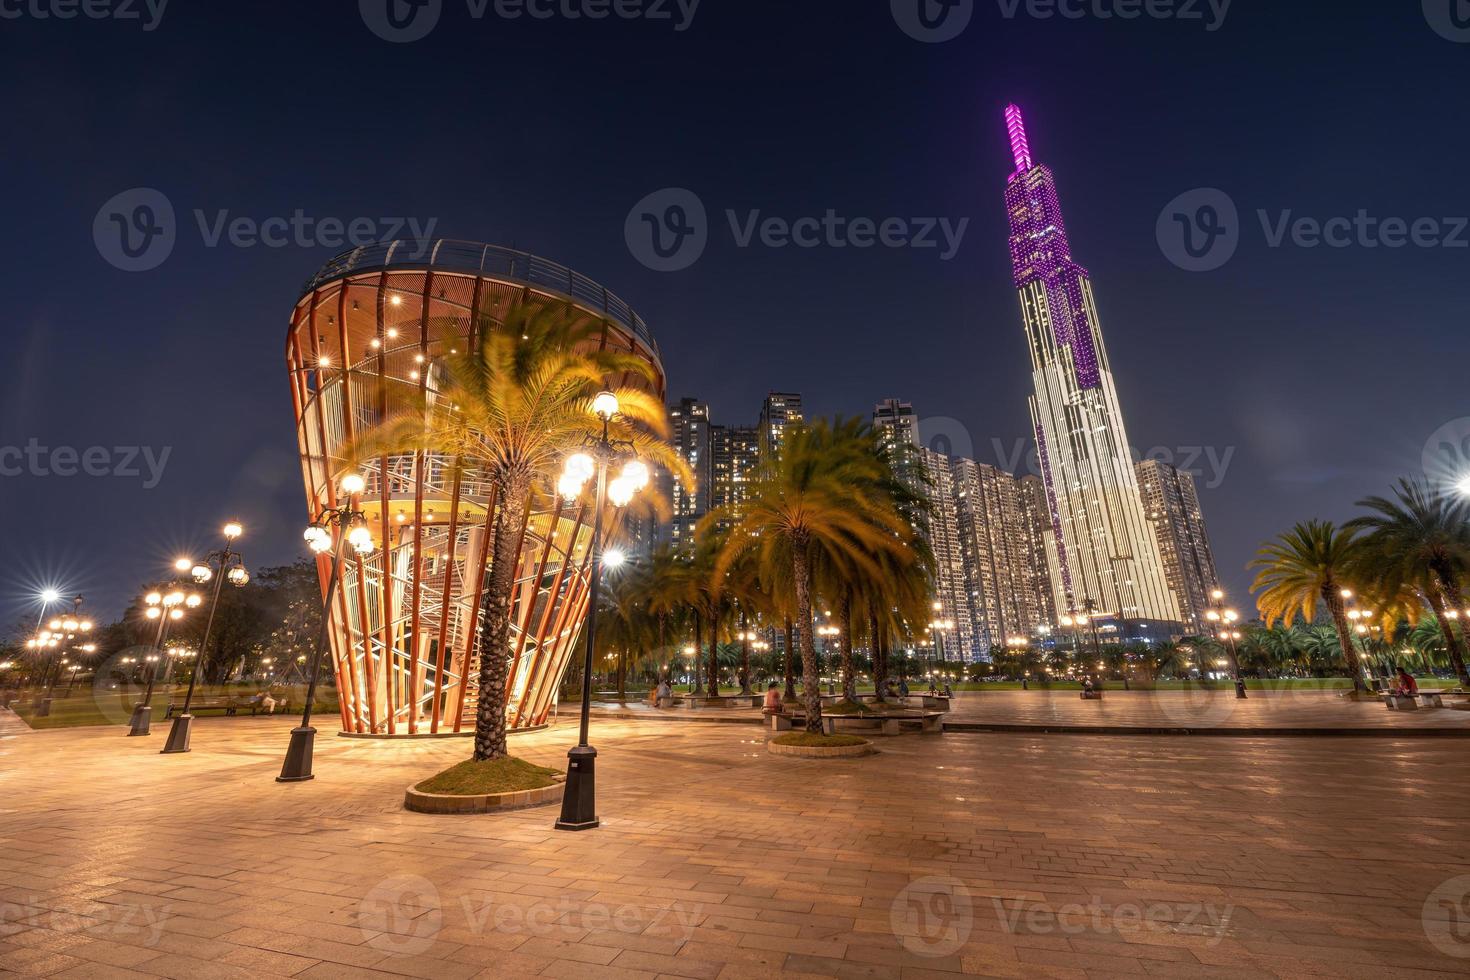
1003 104 1101 390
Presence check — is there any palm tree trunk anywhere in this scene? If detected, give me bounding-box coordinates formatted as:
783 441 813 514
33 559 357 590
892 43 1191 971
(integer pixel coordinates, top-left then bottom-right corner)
1322 587 1367 694
473 475 528 761
707 617 720 699
783 618 796 701
792 545 822 733
870 608 887 702
839 589 857 704
692 614 704 695
1426 588 1470 686
616 649 627 703
739 614 752 696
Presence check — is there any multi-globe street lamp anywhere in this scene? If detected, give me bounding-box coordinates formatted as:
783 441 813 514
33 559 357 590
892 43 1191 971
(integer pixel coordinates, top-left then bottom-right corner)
1204 587 1247 698
163 521 249 755
129 588 200 735
278 473 376 782
1338 588 1376 692
25 597 94 717
554 390 649 832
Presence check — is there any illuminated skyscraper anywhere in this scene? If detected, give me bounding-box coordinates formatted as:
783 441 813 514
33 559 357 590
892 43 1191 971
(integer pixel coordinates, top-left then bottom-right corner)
758 392 803 455
1002 104 1181 633
1136 459 1219 634
658 397 711 554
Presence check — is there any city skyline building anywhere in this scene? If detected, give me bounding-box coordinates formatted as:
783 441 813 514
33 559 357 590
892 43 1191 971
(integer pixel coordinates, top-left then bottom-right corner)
1136 458 1220 635
657 397 712 555
759 392 804 455
1002 104 1182 635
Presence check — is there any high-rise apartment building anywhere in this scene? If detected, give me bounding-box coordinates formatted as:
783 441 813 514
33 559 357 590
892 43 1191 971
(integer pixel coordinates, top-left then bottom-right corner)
921 447 978 663
758 392 803 455
951 458 1056 657
1136 459 1220 635
1002 104 1181 634
657 397 712 554
710 423 761 530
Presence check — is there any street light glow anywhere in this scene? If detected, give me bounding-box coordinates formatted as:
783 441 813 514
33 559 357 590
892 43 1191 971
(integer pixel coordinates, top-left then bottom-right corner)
603 549 626 569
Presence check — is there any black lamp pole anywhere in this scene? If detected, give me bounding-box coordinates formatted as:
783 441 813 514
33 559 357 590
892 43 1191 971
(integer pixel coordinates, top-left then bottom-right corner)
278 527 347 782
556 433 612 832
163 535 242 754
128 602 176 736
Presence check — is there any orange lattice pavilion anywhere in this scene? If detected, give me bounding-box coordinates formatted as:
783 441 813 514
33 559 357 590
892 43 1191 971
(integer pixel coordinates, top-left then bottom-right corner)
285 241 663 736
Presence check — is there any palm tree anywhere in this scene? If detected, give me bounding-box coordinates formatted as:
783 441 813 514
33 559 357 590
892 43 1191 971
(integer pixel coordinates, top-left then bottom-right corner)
1250 521 1369 693
712 418 916 732
1347 480 1470 686
347 297 686 760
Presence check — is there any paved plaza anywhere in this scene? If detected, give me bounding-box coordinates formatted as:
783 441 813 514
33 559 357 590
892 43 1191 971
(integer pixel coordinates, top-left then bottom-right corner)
2 711 1470 978
599 689 1470 734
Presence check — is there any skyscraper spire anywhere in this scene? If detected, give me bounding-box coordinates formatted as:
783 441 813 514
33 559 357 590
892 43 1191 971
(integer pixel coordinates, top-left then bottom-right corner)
1004 103 1033 174
1001 104 1182 634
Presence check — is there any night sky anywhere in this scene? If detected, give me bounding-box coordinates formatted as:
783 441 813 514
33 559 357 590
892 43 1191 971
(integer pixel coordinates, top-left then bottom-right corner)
2 0 1466 622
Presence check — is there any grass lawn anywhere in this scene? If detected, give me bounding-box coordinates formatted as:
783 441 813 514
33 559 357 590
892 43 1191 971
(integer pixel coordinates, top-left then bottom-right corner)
7 686 338 730
415 757 563 795
772 732 869 748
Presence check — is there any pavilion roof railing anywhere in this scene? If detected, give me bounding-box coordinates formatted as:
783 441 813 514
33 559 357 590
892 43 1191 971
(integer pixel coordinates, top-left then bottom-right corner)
302 239 658 360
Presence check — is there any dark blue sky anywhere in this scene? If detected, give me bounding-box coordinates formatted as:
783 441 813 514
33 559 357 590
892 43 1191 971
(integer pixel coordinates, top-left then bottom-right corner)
1 0 1466 621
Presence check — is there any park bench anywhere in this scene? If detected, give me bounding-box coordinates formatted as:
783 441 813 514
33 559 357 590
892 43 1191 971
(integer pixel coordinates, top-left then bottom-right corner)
821 711 944 736
166 696 237 718
1080 690 1103 700
1382 693 1419 710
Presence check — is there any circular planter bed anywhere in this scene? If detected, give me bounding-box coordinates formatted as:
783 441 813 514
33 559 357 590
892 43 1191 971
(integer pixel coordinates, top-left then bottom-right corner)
767 732 874 758
404 757 565 814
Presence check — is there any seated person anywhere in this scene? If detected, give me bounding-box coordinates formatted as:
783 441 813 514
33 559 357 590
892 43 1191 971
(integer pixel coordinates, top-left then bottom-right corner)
1393 668 1419 697
898 678 910 697
942 682 953 698
655 678 671 702
762 681 783 715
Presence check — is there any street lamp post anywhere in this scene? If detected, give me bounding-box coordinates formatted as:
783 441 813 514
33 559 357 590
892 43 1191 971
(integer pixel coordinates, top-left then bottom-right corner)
1204 588 1247 698
24 594 89 717
278 474 376 782
129 588 199 735
163 522 250 754
555 390 649 832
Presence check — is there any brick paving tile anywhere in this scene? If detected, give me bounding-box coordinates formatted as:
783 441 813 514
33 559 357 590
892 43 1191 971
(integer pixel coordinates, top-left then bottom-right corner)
2 717 1469 979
